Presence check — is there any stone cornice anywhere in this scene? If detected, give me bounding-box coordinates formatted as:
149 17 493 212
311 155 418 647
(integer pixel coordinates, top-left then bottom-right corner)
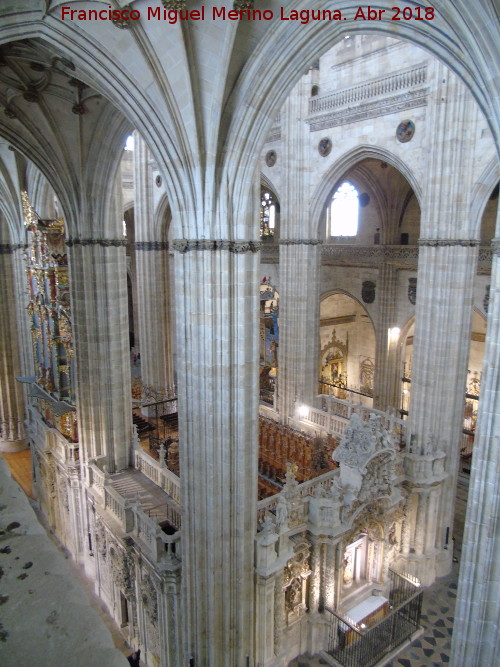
135 241 170 251
278 239 323 246
418 239 480 247
65 239 128 247
0 243 26 253
259 243 492 273
172 239 261 253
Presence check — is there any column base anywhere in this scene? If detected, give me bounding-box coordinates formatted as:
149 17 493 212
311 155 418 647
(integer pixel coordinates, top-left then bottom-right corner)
0 438 29 453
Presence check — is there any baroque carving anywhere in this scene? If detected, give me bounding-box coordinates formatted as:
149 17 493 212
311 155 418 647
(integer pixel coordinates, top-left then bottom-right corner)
109 542 134 597
140 573 159 627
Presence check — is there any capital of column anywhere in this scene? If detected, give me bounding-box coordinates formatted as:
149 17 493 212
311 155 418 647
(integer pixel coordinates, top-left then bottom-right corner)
172 239 261 253
65 238 128 247
418 238 480 247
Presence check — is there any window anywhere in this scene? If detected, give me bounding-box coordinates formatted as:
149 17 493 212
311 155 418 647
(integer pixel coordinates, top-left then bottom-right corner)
260 189 276 239
328 181 359 236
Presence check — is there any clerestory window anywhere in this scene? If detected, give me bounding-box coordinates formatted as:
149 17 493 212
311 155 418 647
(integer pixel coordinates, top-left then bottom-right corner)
328 181 359 237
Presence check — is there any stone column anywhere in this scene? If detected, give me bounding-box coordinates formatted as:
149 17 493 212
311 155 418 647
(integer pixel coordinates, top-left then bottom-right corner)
135 243 175 402
173 240 259 666
451 239 500 666
373 263 400 412
407 241 478 579
0 246 28 451
133 133 175 404
67 239 132 473
277 241 322 420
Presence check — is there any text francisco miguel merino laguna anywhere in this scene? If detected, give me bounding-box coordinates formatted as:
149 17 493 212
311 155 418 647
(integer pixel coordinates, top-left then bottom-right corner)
61 4 436 25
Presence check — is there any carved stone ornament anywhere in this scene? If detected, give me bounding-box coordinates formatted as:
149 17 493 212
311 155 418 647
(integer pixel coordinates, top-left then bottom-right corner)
396 119 415 143
155 174 162 187
362 280 376 304
265 150 277 167
318 137 332 157
140 574 159 626
408 277 417 305
172 239 261 253
484 284 490 313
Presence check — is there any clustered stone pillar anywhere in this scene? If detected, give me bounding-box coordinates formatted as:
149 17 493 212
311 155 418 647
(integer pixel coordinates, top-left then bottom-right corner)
67 239 132 473
135 243 175 401
277 241 322 420
407 241 478 580
133 132 175 404
173 240 259 666
0 245 27 452
451 238 500 666
374 263 400 412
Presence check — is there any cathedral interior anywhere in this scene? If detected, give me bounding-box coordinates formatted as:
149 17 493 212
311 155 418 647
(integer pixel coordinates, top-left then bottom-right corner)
0 2 499 666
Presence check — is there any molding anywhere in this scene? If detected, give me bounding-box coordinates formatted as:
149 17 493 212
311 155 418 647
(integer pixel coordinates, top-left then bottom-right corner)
66 239 128 247
278 239 323 246
135 241 170 251
307 89 427 132
418 239 480 247
0 243 26 253
172 239 261 253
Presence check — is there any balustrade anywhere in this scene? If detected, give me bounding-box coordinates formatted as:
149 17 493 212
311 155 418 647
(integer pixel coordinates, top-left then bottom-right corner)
309 64 427 115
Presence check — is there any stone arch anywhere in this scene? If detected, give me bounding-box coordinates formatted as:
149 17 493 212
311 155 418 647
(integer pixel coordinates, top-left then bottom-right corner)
222 9 500 238
311 146 422 240
470 159 500 239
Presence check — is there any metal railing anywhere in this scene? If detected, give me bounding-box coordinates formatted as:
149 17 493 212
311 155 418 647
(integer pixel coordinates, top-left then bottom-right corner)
326 579 422 667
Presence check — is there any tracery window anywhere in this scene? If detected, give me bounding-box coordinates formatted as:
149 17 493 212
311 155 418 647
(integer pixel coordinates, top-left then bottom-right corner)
260 189 276 239
328 181 359 237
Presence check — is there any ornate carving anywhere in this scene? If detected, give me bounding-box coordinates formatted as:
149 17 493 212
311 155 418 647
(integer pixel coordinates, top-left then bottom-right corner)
362 280 376 303
484 284 490 313
318 137 332 157
172 239 261 253
279 238 323 246
265 150 277 167
135 241 169 251
66 238 128 247
307 88 428 131
491 238 500 256
408 277 417 305
418 238 480 247
140 573 159 626
109 542 134 597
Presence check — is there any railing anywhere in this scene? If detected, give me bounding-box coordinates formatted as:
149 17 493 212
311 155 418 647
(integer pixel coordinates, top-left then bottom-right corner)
298 398 406 445
133 447 181 505
326 578 422 667
309 64 427 114
257 467 340 524
133 502 181 562
103 480 134 532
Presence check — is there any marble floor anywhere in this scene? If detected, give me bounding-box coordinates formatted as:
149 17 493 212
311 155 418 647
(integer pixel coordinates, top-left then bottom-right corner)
289 474 469 667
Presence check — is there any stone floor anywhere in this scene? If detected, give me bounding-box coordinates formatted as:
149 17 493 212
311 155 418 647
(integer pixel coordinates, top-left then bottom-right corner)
290 475 469 667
